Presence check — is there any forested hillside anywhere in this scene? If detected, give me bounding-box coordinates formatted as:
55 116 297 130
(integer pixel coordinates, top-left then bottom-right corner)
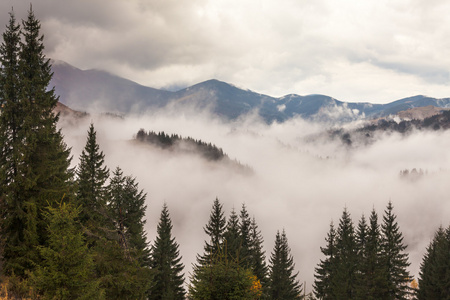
135 129 227 161
330 110 450 147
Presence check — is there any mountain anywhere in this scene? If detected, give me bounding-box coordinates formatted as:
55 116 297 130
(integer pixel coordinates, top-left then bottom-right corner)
50 60 450 123
50 60 172 113
171 79 291 121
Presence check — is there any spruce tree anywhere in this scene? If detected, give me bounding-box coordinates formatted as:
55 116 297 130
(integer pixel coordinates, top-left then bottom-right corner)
0 8 24 275
417 225 450 299
107 167 150 264
189 244 259 300
248 216 269 290
417 226 442 300
97 167 152 298
0 9 21 192
429 225 450 298
76 123 109 227
122 175 150 261
196 198 227 267
355 215 368 257
267 230 302 300
149 203 185 300
107 167 128 249
314 221 336 300
30 203 104 300
239 204 252 267
354 212 387 300
364 209 388 299
17 5 73 207
225 207 242 262
94 238 152 300
380 201 411 300
331 207 356 299
0 7 73 277
354 214 368 300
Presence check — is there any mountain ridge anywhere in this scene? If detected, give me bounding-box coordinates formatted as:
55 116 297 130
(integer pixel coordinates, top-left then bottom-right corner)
50 60 450 123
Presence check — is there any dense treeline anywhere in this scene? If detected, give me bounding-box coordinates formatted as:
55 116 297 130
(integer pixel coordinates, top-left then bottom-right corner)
0 7 449 300
331 110 450 147
136 129 226 161
189 199 303 299
362 110 450 133
314 202 413 299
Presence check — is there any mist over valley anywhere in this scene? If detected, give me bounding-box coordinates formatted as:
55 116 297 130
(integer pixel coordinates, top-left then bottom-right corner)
57 99 450 293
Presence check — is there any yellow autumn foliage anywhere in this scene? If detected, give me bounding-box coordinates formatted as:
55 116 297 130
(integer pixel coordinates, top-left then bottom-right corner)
410 278 418 290
249 274 262 298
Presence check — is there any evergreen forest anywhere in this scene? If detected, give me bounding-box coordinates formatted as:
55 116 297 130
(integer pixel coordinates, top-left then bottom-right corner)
0 7 449 300
135 129 226 161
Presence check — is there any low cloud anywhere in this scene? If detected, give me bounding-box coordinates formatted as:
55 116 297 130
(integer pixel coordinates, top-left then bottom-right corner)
59 108 450 293
312 102 364 123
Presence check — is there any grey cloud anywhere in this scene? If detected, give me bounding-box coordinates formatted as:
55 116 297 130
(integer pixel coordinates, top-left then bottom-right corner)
373 59 450 84
3 1 450 102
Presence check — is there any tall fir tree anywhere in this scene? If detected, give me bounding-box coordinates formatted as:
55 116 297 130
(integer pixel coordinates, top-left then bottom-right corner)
363 209 388 299
314 221 336 300
417 225 450 299
248 216 269 290
18 5 73 207
122 175 150 262
0 9 21 193
107 167 150 264
94 166 152 298
149 203 185 300
267 229 302 300
239 204 252 267
0 8 23 275
196 198 227 267
29 203 104 300
354 214 369 300
189 243 259 300
380 201 411 300
355 215 368 258
76 123 109 227
94 237 152 300
0 7 73 277
331 207 356 300
429 225 450 298
224 207 242 262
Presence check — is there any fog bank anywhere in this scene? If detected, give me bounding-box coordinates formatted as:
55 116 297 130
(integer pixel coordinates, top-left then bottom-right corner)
59 109 450 293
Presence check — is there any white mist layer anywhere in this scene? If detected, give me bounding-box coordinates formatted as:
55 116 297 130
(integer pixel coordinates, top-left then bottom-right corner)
59 110 450 293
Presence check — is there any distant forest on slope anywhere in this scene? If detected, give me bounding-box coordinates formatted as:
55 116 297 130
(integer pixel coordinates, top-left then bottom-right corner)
332 110 450 147
135 129 227 161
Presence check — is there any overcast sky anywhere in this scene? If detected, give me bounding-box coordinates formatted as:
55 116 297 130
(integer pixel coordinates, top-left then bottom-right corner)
2 0 450 103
